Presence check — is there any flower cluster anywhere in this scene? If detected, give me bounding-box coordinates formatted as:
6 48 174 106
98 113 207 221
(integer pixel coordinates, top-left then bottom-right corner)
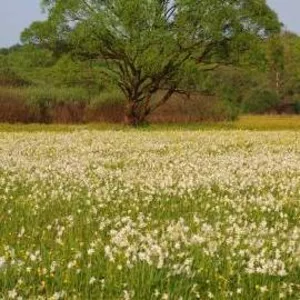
0 130 300 299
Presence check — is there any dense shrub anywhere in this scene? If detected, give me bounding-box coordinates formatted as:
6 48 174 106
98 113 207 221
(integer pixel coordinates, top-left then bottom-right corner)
242 88 280 114
218 101 240 121
292 95 300 114
0 71 29 87
150 92 239 123
24 86 90 106
0 87 238 123
84 103 125 123
0 88 34 122
89 90 126 108
0 57 29 86
24 87 91 123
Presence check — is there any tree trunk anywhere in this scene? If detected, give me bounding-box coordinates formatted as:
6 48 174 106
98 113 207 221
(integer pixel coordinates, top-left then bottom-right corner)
124 89 174 126
124 101 147 126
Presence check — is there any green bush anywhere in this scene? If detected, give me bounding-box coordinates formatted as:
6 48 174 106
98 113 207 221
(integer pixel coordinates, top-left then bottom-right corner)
213 101 240 121
218 85 242 105
24 86 90 107
89 89 126 108
292 95 300 114
0 55 29 86
242 88 280 114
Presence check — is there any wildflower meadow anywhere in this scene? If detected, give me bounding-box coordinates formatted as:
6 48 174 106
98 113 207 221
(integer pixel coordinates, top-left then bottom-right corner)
1 129 300 299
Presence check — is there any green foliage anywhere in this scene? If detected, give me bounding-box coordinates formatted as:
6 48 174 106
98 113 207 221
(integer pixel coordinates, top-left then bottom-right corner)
209 100 240 121
20 0 280 125
215 68 254 105
32 86 88 105
21 21 71 55
24 86 90 108
292 95 300 114
0 84 125 109
89 90 126 108
280 33 300 97
0 45 57 86
242 88 280 113
46 55 101 89
0 53 29 86
6 1 300 123
0 45 106 91
295 101 300 115
8 45 55 70
240 31 300 100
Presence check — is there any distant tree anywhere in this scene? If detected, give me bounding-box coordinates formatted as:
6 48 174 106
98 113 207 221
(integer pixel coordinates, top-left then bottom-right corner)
265 35 285 95
22 0 280 125
280 31 300 96
0 44 23 56
251 31 300 99
0 48 9 56
21 21 71 56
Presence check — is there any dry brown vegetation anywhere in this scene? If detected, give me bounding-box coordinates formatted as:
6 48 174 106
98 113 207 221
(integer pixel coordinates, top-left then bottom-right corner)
0 87 232 124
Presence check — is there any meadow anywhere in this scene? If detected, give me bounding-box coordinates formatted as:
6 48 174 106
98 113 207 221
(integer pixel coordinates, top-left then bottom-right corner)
1 118 300 299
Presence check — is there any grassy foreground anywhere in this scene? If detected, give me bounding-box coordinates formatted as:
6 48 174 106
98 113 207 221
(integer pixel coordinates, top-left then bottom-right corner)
1 115 300 132
1 118 300 299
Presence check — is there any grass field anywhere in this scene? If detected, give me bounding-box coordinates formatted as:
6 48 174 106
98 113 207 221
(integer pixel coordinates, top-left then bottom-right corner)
1 116 300 299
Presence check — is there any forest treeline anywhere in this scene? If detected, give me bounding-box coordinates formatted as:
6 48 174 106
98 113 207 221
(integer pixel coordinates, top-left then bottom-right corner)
1 1 300 124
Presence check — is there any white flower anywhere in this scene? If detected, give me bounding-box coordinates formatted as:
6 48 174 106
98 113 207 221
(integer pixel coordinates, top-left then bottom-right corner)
30 254 37 262
0 256 6 269
161 293 169 300
89 277 96 285
87 248 95 256
67 261 76 269
123 290 131 300
51 291 66 300
260 286 268 293
8 289 17 299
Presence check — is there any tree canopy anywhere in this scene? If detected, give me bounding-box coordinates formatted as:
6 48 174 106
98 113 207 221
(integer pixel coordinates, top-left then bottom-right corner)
21 0 280 125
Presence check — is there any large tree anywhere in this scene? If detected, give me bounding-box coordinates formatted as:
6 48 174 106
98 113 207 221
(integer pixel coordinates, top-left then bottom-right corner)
22 0 280 125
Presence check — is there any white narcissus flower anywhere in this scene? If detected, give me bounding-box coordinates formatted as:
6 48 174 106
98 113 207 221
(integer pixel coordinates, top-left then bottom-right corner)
8 289 17 299
0 256 6 269
87 248 95 256
89 277 96 285
2 129 300 297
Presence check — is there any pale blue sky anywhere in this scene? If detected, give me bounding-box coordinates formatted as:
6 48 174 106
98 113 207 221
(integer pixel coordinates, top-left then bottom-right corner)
0 0 299 47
